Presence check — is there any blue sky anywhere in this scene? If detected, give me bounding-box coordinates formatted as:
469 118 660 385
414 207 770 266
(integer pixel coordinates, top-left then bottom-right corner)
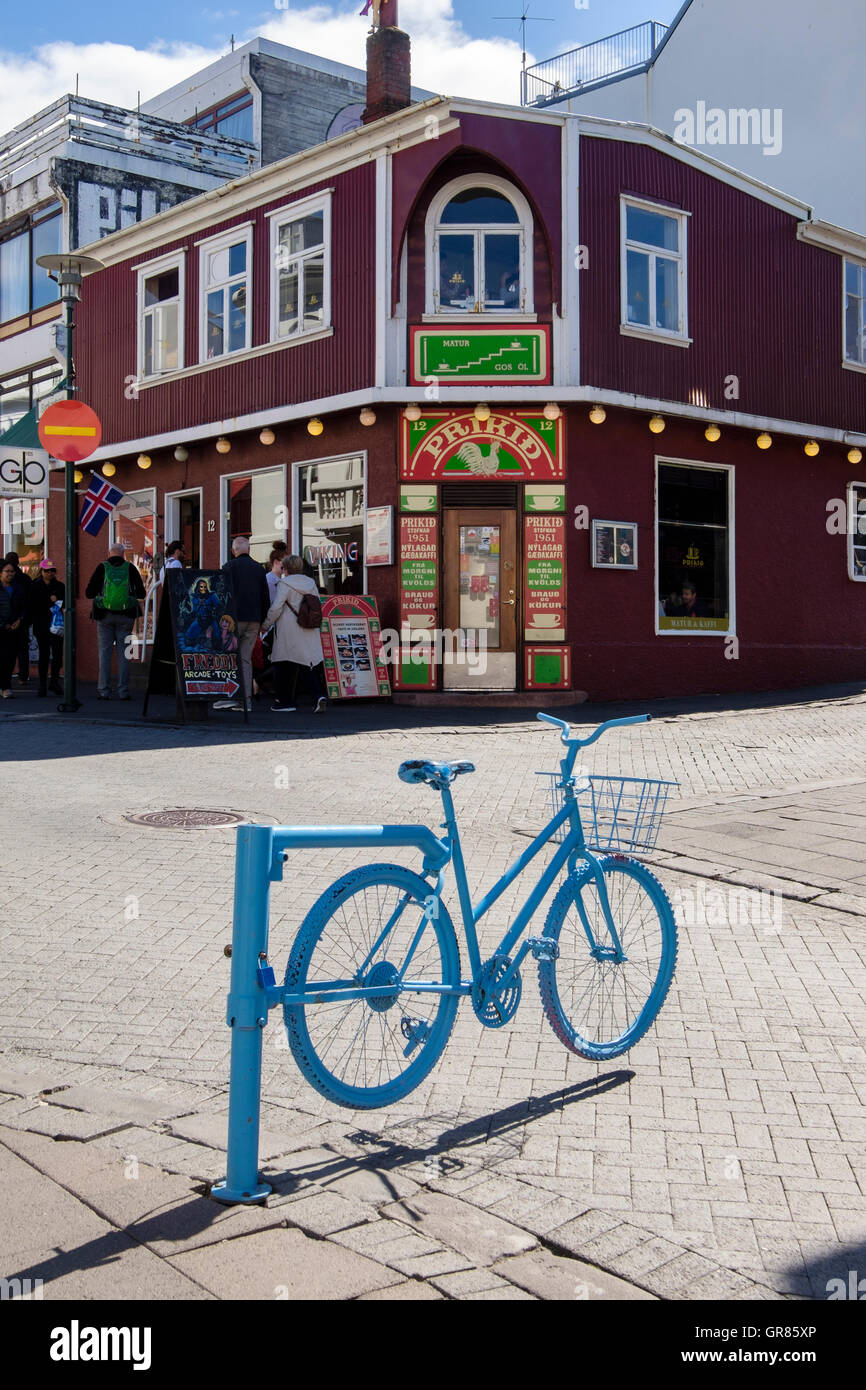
0 0 684 133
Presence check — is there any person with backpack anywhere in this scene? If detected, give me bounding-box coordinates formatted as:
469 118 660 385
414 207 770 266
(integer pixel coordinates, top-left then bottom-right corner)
263 554 326 713
30 558 65 697
85 542 146 700
218 536 271 711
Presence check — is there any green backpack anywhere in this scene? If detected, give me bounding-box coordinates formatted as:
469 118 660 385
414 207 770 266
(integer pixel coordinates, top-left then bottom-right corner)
100 561 131 613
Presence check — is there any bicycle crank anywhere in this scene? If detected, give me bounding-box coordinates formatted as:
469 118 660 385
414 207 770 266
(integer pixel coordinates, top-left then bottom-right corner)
471 954 522 1028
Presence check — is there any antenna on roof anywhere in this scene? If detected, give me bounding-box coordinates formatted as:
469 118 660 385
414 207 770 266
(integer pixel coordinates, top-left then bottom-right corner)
230 33 235 52
492 4 554 104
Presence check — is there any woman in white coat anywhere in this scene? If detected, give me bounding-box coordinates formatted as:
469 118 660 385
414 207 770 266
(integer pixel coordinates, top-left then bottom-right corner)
263 555 327 712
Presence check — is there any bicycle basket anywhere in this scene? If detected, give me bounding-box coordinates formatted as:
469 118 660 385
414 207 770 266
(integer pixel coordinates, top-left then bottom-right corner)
537 772 678 853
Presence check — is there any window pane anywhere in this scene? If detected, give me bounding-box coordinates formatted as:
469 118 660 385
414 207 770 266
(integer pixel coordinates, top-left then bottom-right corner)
144 267 179 306
206 288 224 357
2 498 44 576
441 189 519 224
627 205 679 251
278 267 299 337
626 249 650 325
207 247 229 285
228 241 246 276
659 464 728 527
215 105 253 142
0 232 29 322
483 233 520 308
845 294 862 362
31 368 62 403
157 303 179 370
0 380 29 432
31 213 61 311
845 261 860 294
228 285 246 351
459 525 501 645
655 255 679 331
112 489 155 591
296 457 364 595
439 233 474 308
303 257 324 330
144 314 154 377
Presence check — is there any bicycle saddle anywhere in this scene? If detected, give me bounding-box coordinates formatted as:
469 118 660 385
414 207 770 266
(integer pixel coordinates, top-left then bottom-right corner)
398 759 476 789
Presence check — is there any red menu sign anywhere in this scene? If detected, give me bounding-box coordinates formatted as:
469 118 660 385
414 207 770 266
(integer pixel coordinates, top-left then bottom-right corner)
320 595 391 700
524 514 566 642
399 514 439 632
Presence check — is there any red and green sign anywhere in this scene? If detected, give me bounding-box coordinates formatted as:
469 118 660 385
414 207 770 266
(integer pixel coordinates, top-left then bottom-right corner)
409 325 551 386
321 595 391 700
395 514 439 689
525 646 571 690
401 410 562 482
524 514 566 642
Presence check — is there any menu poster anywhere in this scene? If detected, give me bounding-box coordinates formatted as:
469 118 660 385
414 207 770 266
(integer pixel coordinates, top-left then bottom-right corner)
364 505 394 566
524 514 566 642
396 513 439 690
321 595 391 700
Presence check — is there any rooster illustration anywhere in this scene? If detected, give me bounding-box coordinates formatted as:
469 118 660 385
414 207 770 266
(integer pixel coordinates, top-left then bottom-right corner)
454 441 503 476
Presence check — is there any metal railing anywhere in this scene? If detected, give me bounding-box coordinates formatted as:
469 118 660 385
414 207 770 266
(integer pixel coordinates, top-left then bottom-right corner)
0 94 255 191
523 20 669 106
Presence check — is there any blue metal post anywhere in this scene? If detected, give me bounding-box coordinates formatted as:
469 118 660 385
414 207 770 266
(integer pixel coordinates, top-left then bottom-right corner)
211 824 274 1204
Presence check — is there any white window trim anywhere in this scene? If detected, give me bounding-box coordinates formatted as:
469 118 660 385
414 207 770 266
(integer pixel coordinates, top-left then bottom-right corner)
847 480 866 581
654 455 735 637
291 451 368 593
621 197 690 343
843 256 866 369
164 487 203 566
425 173 534 316
136 253 185 381
199 224 254 364
220 463 287 566
269 191 332 343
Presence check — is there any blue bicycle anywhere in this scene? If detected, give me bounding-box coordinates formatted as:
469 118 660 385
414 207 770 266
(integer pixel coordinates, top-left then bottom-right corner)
282 713 678 1110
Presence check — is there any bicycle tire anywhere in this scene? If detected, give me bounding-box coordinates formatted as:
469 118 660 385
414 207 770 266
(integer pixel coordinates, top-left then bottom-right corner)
284 862 461 1109
538 855 677 1060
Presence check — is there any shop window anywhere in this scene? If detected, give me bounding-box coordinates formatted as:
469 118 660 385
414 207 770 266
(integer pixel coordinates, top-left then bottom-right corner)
621 198 688 340
0 361 63 434
224 467 285 564
112 488 156 592
1 498 44 578
848 482 866 579
138 255 184 378
844 260 866 366
656 461 733 633
0 203 61 325
269 193 330 341
294 455 364 595
199 227 252 361
425 175 533 315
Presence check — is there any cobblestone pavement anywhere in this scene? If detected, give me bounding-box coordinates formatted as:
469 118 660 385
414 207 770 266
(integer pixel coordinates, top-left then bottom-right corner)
2 683 866 1298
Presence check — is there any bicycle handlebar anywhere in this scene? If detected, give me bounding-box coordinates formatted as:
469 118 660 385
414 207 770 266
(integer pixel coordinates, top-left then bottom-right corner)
537 711 651 751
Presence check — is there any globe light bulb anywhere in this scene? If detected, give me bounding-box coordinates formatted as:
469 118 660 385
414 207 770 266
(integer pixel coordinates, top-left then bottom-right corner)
173 446 188 462
804 440 819 457
137 454 152 470
215 437 231 454
103 461 116 476
360 407 376 426
589 405 606 424
542 402 561 421
705 424 721 442
648 415 665 434
307 418 324 436
404 404 422 421
848 447 863 465
259 428 275 446
756 432 772 449
473 402 491 422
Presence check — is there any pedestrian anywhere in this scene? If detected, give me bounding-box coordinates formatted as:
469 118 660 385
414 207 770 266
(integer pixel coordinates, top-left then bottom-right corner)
265 548 284 604
30 558 65 697
0 559 27 699
264 554 327 714
158 540 186 586
218 536 270 711
3 551 33 687
84 541 146 701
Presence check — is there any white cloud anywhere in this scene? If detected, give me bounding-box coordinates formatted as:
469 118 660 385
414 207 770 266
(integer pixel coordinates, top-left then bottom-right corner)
0 2 531 137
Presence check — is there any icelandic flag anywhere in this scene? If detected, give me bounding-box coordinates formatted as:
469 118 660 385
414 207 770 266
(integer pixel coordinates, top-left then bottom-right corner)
80 473 124 536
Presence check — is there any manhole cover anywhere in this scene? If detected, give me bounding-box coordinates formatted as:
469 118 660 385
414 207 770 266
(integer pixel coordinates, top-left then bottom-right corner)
123 809 247 829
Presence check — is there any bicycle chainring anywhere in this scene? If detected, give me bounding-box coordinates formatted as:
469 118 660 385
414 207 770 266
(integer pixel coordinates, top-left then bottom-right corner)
471 954 522 1028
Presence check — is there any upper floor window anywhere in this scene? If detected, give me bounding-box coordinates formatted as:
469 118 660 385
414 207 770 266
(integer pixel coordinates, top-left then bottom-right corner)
0 360 62 434
849 482 866 579
199 227 252 361
0 203 62 326
844 260 866 366
426 175 533 315
621 198 688 341
269 193 331 341
137 254 184 378
188 92 254 144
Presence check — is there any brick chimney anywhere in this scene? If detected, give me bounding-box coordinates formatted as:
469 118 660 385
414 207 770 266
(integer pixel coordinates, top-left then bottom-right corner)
362 0 411 125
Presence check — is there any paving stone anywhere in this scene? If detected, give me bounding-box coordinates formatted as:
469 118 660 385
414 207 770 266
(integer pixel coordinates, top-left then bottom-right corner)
357 1280 446 1300
276 1189 376 1237
492 1248 657 1300
167 1114 302 1161
381 1190 537 1267
0 1066 67 1098
0 1104 133 1142
168 1226 397 1300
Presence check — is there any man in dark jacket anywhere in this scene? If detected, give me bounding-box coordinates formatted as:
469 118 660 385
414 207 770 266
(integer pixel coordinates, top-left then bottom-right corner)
84 542 146 700
3 552 32 686
219 536 270 711
30 558 66 697
0 558 27 698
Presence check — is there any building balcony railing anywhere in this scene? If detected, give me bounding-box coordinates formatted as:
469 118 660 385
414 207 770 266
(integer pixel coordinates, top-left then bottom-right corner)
523 20 669 107
0 94 255 192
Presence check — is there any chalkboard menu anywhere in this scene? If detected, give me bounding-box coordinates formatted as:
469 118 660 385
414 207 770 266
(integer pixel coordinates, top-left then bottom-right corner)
143 569 245 720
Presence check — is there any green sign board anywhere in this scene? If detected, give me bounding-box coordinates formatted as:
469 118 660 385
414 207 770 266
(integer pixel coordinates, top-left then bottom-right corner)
410 325 550 385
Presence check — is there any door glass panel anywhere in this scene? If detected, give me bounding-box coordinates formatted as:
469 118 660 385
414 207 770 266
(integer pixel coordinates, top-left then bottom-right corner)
459 524 500 646
178 496 201 567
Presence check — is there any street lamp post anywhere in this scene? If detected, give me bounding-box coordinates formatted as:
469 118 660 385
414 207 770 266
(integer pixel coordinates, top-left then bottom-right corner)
36 252 103 713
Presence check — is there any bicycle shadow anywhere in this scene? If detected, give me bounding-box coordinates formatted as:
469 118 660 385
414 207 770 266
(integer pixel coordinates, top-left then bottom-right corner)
266 1071 632 1197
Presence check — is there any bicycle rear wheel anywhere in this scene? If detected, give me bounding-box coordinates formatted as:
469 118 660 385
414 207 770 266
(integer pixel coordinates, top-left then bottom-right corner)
284 863 461 1109
539 855 676 1060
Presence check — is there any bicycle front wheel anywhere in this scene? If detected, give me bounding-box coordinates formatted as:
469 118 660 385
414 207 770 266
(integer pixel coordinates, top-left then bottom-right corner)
284 863 461 1109
539 856 677 1060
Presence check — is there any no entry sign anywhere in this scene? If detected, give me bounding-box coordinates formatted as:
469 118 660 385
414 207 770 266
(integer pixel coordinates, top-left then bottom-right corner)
38 399 102 462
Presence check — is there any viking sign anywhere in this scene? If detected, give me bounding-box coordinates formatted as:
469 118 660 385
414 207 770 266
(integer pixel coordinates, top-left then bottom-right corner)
401 410 562 482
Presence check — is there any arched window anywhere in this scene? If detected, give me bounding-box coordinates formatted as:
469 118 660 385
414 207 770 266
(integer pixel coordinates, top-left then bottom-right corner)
425 175 533 315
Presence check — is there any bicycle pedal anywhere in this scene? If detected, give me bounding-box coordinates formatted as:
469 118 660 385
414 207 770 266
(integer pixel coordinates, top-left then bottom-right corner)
400 1016 430 1057
527 935 560 962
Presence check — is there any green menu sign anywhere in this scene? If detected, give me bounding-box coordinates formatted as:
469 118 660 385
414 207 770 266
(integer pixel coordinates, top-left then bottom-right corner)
410 325 550 385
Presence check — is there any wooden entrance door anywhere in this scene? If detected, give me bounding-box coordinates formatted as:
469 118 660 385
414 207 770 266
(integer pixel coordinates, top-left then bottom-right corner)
443 508 517 690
